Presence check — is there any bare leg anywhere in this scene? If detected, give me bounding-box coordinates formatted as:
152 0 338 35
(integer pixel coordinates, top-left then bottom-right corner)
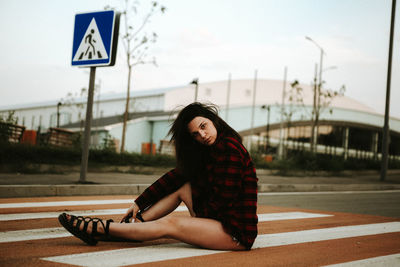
64 183 245 250
111 182 244 250
140 182 196 221
109 215 245 250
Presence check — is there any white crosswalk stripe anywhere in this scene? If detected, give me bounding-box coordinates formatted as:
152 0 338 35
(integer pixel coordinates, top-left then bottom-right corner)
1 198 398 266
42 222 400 266
0 199 133 209
0 208 331 221
1 227 70 243
0 212 331 243
323 253 400 267
0 206 188 221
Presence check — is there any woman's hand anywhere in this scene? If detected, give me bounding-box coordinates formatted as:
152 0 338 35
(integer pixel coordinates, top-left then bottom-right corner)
120 202 140 223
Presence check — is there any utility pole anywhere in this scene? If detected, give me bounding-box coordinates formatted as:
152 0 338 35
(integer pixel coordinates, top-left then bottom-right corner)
120 65 132 153
306 36 325 153
380 0 396 181
225 73 231 122
311 63 318 152
250 70 258 152
278 66 287 159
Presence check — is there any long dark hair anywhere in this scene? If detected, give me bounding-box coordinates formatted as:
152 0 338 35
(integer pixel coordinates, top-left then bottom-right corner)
168 102 242 178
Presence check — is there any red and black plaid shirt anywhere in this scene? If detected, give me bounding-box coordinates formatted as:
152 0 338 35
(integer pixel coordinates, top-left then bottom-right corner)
135 135 258 249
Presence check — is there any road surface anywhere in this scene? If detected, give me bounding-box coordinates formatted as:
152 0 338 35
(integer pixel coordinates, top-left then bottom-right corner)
1 195 399 266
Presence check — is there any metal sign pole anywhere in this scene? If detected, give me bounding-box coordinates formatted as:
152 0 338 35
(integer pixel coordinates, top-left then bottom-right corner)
72 10 119 183
79 67 96 183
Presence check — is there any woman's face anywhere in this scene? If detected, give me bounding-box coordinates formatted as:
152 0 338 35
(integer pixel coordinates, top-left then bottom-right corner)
187 116 218 146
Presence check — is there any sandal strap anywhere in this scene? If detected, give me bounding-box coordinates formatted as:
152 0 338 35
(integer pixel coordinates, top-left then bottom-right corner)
136 212 145 222
69 215 77 227
90 218 114 237
70 215 85 232
75 216 84 230
105 219 113 235
92 220 98 236
82 217 90 232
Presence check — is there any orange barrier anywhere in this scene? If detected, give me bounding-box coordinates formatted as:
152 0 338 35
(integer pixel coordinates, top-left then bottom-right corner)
21 130 37 145
141 143 156 155
264 155 273 162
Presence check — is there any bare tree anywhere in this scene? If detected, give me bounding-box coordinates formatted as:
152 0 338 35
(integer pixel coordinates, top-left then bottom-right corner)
62 87 88 132
106 1 166 153
291 79 345 152
0 111 18 125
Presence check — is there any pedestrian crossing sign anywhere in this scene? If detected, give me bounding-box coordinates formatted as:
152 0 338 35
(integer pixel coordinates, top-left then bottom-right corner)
72 10 120 67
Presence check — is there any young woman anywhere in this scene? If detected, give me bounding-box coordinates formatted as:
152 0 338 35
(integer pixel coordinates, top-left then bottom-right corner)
59 102 258 251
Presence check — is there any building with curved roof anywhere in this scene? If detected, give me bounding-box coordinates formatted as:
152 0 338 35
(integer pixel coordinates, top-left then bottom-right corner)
1 79 399 159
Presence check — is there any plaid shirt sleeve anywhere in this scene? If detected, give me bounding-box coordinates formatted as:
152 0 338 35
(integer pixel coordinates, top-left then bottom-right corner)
134 168 188 211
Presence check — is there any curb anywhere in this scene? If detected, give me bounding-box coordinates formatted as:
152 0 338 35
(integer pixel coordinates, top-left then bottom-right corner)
2 184 400 198
258 184 400 192
0 184 151 198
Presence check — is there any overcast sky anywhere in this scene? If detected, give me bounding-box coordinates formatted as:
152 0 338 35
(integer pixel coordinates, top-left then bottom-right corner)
0 0 399 118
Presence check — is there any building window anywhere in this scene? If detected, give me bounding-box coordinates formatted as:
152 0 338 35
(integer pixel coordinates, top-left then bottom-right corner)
66 113 72 124
50 114 57 128
49 112 71 127
31 115 35 129
39 115 43 132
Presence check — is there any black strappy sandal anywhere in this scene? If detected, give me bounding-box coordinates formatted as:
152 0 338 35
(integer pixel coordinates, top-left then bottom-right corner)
58 213 113 246
123 211 145 223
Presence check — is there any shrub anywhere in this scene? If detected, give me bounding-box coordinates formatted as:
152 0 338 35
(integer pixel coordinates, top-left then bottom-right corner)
1 142 398 173
0 142 176 169
250 150 398 172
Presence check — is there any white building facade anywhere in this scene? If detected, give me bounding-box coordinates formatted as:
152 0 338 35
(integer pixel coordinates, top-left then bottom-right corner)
1 79 400 157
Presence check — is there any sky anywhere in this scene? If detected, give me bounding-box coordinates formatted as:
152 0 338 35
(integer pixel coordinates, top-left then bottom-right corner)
0 0 399 118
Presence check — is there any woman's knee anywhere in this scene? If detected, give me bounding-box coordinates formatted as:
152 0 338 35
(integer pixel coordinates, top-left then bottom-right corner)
177 183 196 216
157 215 181 236
177 182 192 201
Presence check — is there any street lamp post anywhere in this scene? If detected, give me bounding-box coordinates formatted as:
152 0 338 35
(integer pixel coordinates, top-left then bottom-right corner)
262 105 271 152
191 78 199 102
56 102 62 128
306 36 326 153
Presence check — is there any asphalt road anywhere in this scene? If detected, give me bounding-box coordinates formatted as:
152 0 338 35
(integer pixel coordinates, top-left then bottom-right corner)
1 195 400 266
259 190 400 218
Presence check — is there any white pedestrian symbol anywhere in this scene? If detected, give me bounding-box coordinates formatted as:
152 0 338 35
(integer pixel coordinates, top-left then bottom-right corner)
73 18 108 61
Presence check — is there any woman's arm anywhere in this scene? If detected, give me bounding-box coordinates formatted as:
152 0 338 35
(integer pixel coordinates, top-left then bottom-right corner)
134 168 188 211
121 168 188 222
